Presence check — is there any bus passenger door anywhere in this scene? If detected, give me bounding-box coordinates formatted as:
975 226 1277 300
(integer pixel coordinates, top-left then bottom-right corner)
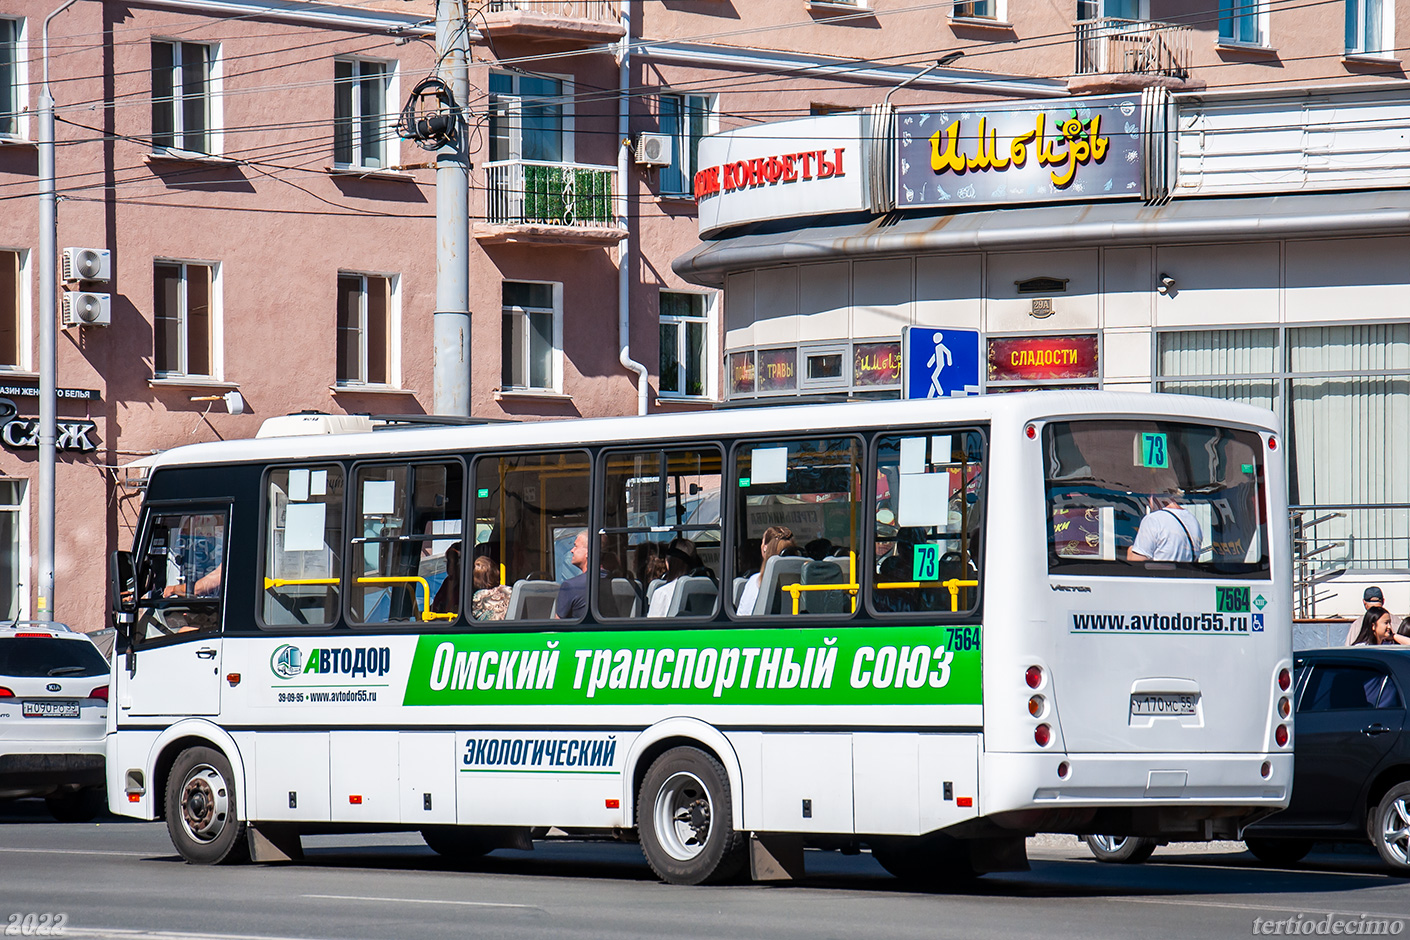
120 507 229 718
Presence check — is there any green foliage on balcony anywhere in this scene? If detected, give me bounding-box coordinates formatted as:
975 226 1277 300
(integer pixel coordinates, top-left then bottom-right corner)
521 163 613 226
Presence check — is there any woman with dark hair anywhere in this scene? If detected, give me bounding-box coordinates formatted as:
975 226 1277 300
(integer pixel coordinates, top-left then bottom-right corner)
735 525 797 615
1352 606 1396 646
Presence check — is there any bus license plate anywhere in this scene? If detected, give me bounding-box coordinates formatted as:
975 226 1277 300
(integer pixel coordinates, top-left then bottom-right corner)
1130 693 1198 717
22 700 80 718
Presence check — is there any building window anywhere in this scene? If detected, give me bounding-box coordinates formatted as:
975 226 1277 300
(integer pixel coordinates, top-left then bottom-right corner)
334 59 389 169
0 480 27 620
154 261 215 378
488 71 567 164
501 281 560 392
659 291 709 398
1 19 23 139
152 40 214 153
1346 0 1391 53
659 94 710 197
1156 324 1410 569
1218 0 1264 44
336 273 393 386
0 249 25 369
954 0 996 18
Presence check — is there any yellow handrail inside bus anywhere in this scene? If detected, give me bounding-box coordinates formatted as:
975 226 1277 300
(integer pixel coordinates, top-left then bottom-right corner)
875 578 980 613
263 576 457 622
785 582 860 616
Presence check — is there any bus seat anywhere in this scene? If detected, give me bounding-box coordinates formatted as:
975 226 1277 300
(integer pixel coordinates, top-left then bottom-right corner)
506 580 559 620
644 579 667 612
800 559 847 614
751 556 805 615
667 576 718 617
610 577 642 617
732 577 748 608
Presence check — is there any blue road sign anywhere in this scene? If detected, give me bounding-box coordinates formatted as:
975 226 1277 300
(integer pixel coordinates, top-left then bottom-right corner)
902 327 981 400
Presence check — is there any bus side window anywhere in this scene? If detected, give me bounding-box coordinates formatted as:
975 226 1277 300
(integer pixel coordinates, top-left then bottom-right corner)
262 466 344 627
135 510 228 640
597 446 722 620
350 462 464 626
472 451 591 623
870 430 984 616
732 437 861 618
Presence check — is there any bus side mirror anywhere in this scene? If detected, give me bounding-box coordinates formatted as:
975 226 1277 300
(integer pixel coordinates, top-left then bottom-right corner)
110 550 136 617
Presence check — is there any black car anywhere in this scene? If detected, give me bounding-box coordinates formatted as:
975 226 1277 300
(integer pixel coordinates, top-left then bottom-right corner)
1242 647 1410 872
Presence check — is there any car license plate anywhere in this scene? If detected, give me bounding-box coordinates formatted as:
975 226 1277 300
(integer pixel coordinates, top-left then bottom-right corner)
1130 693 1198 717
22 700 80 718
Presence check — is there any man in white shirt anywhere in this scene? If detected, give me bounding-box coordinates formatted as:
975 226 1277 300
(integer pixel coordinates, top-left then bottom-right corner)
1127 492 1203 563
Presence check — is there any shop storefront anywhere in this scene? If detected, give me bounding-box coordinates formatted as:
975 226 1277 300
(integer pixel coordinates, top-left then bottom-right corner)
676 83 1410 607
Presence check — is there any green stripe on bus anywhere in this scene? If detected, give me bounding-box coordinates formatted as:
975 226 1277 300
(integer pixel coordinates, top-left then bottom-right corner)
403 624 981 707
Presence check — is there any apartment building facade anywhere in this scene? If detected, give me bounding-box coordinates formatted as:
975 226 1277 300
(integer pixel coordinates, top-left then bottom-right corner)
0 0 1405 627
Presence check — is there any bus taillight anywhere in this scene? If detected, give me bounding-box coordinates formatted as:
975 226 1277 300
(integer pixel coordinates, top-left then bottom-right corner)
1034 724 1052 747
1028 695 1045 717
1278 697 1291 719
1025 666 1043 689
1277 668 1291 691
1275 725 1289 747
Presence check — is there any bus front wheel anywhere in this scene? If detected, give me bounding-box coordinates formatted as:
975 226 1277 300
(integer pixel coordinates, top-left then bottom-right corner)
637 746 746 885
165 746 249 865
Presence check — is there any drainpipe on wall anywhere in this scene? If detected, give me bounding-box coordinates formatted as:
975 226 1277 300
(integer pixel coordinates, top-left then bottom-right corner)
617 2 648 416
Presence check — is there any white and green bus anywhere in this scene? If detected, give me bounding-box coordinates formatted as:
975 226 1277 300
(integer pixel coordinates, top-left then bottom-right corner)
106 392 1293 885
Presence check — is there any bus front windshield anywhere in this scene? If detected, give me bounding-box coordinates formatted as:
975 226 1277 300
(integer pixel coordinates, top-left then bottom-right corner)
1043 420 1269 579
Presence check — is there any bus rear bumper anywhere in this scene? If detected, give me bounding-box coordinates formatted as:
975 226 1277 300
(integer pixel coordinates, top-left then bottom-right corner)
981 751 1291 836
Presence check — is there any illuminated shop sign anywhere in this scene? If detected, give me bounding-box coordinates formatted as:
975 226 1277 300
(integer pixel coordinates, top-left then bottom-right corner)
756 348 797 393
695 112 872 237
853 342 901 387
895 95 1142 210
987 335 1099 383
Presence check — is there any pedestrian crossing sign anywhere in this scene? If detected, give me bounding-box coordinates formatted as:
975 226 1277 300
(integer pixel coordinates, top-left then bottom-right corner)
902 327 981 400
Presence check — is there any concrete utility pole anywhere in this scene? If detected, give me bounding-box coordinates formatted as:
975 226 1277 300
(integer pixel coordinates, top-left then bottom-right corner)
432 0 472 416
37 0 79 621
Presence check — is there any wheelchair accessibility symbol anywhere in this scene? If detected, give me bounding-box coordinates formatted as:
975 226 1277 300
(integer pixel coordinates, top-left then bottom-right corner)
1252 614 1265 633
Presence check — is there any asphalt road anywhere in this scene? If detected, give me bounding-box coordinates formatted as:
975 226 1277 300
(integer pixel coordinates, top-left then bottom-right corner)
1 800 1407 940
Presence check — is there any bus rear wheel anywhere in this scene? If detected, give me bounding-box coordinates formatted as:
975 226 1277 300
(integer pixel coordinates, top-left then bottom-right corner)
165 746 249 865
1083 834 1158 864
637 747 746 885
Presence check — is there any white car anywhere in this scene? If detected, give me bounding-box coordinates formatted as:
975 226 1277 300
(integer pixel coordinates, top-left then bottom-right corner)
0 622 110 821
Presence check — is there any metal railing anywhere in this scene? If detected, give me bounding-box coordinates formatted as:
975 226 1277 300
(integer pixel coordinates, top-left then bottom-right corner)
484 160 617 228
1074 17 1191 78
484 0 620 21
1291 508 1347 620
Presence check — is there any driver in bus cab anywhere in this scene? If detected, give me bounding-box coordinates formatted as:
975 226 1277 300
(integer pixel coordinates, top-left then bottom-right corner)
1127 488 1203 563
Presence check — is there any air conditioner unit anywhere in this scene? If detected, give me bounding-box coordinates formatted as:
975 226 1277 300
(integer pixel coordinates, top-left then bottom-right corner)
61 247 111 283
61 291 111 327
634 133 673 168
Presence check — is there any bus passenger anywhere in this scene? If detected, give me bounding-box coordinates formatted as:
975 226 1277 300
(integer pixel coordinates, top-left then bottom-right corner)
470 554 511 621
648 538 698 617
554 530 618 619
1127 490 1203 563
736 526 795 614
430 543 461 615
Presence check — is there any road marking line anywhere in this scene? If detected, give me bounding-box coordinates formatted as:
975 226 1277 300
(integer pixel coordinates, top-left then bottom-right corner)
0 846 151 858
302 893 535 910
66 930 347 940
1108 897 1408 920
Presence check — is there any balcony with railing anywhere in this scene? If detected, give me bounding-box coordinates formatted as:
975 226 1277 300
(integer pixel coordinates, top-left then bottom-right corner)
1073 17 1193 88
478 159 625 246
480 0 624 45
